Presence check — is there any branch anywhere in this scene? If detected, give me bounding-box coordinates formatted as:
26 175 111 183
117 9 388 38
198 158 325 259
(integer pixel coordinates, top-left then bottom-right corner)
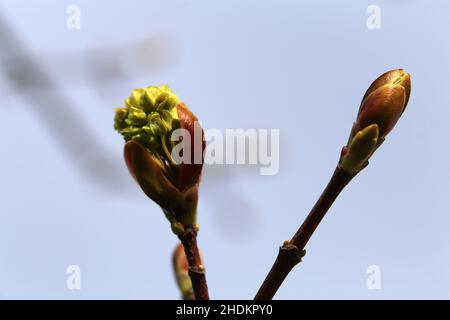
255 166 355 300
178 227 210 300
254 69 411 299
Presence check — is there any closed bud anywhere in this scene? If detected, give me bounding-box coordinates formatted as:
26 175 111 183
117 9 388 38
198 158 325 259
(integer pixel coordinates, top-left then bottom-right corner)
341 70 411 174
172 243 195 300
353 69 411 141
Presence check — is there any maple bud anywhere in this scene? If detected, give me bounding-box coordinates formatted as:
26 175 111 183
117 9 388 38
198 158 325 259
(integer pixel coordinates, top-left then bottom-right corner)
340 69 411 174
172 243 195 300
353 69 411 141
115 85 205 232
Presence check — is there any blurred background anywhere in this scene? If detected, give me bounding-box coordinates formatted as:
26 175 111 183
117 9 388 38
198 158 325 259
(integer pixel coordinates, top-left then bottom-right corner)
0 0 449 299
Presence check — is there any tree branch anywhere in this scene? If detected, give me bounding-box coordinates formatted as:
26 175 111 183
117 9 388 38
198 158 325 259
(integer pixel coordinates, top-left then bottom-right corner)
255 166 355 300
178 228 210 300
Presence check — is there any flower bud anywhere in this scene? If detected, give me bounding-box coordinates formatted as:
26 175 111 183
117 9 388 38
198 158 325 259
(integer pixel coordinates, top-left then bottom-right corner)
360 69 411 110
172 243 195 300
353 69 411 141
114 85 180 153
115 85 205 229
340 70 411 175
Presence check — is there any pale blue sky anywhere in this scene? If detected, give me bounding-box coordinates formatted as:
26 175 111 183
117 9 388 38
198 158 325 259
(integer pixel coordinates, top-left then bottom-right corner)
0 0 449 299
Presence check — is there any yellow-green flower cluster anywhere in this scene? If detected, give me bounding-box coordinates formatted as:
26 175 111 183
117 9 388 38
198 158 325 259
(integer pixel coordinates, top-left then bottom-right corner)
114 85 180 151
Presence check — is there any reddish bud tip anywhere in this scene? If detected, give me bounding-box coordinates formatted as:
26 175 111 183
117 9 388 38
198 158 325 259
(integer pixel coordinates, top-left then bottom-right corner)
355 69 411 140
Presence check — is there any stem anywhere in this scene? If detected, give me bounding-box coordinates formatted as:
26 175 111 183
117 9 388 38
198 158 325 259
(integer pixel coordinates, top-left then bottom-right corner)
178 227 210 300
161 134 176 166
255 166 355 300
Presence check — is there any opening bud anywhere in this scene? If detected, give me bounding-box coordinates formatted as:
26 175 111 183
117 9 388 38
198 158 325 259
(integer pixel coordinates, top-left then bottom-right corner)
115 85 205 228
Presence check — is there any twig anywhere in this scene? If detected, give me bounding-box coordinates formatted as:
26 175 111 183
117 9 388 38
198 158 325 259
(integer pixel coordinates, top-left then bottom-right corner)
178 227 210 300
255 166 355 300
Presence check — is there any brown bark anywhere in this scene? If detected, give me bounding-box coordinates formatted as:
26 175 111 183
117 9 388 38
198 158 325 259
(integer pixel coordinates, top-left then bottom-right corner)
179 228 210 300
255 166 354 300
